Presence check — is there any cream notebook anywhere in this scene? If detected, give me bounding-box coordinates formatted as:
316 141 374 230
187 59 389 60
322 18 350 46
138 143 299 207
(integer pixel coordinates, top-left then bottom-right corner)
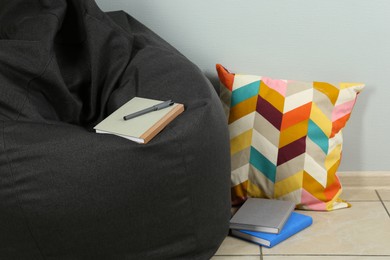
94 97 184 144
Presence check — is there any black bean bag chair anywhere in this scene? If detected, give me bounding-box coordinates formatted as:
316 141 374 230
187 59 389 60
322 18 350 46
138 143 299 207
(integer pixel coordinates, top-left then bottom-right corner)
0 0 231 259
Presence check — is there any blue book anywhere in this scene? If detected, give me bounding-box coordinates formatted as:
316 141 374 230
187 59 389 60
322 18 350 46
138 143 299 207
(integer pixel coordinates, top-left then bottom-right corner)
231 212 313 248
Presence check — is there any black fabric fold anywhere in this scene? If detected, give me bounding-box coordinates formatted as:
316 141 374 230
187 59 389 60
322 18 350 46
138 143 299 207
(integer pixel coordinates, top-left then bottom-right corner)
1 0 135 128
0 0 231 259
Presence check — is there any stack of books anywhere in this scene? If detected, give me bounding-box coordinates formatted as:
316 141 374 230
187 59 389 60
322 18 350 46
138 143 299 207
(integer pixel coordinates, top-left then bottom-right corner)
94 97 184 144
230 198 313 248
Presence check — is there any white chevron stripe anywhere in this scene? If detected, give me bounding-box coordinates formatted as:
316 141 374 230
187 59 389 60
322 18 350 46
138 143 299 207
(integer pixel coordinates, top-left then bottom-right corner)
231 164 250 186
229 112 255 138
335 87 360 106
328 131 343 153
252 128 278 165
231 147 251 171
221 103 230 120
284 88 314 113
276 153 305 182
330 201 350 210
278 188 302 204
220 86 231 118
233 74 262 91
306 137 326 162
304 154 327 187
254 112 280 147
250 165 274 198
312 88 333 117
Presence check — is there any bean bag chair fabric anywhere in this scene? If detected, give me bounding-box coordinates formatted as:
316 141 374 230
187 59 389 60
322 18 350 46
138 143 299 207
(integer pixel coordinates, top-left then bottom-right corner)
0 0 231 259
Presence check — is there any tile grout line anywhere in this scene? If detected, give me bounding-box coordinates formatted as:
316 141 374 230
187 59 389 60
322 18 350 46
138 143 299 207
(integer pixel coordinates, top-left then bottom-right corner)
375 190 390 218
259 246 263 260
263 254 390 257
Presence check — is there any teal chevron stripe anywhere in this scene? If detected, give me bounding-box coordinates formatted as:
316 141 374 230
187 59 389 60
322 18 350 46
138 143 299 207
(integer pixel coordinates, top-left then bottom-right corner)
231 81 260 107
307 119 328 154
249 146 277 183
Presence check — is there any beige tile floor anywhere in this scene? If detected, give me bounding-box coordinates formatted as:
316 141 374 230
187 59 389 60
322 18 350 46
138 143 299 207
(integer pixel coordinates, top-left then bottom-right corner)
212 188 390 260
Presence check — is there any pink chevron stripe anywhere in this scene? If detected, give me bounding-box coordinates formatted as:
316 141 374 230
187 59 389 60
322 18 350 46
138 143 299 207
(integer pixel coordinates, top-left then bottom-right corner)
301 189 327 210
332 98 356 122
262 77 287 96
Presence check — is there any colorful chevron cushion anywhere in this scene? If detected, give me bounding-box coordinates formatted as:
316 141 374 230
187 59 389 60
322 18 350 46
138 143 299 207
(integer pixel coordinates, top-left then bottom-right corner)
216 64 364 211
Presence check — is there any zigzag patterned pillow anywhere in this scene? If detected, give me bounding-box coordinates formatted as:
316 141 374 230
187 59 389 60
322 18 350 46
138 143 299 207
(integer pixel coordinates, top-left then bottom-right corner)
217 64 364 211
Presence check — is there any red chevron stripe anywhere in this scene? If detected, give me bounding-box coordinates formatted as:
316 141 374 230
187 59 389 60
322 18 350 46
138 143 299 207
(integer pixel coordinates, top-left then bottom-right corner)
281 102 312 130
277 136 306 165
331 113 351 138
216 64 234 91
257 95 283 129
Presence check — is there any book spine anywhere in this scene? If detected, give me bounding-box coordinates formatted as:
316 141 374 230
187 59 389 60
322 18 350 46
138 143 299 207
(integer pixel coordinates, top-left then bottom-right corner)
141 104 184 144
231 230 271 247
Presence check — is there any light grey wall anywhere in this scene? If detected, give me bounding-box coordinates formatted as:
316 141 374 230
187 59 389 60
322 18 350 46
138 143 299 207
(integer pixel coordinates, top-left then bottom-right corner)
96 0 390 171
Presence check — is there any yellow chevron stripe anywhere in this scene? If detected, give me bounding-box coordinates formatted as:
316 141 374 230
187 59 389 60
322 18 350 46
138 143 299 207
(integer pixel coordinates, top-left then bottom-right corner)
247 179 266 198
274 170 304 198
326 161 340 190
302 171 327 201
228 95 257 124
279 119 308 148
310 103 332 137
231 181 248 199
339 82 365 90
325 142 342 170
313 82 339 105
231 129 253 156
259 81 285 113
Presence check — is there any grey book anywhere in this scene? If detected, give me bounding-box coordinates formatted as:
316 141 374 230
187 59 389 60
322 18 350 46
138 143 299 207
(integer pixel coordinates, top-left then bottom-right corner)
229 198 296 234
